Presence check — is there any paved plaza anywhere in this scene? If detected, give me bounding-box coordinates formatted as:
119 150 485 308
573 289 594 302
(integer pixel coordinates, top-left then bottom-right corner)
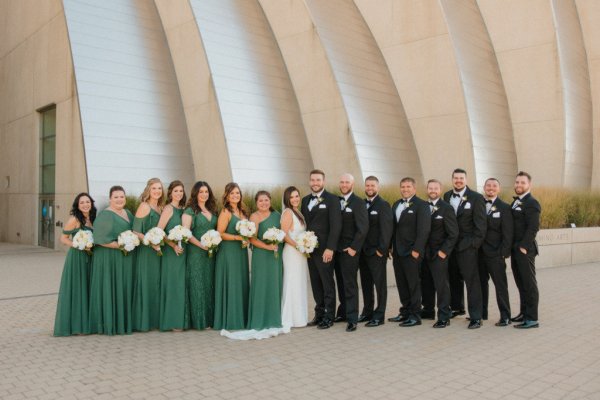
1 243 599 400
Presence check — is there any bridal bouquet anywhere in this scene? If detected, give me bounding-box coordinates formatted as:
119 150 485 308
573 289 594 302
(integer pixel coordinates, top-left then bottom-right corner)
72 230 94 255
143 227 166 256
118 230 140 256
200 229 222 258
235 219 256 248
262 227 286 259
294 231 319 258
167 225 193 251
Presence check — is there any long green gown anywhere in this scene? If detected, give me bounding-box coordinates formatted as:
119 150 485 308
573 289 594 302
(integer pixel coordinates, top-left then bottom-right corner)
53 225 92 336
131 208 161 332
184 208 217 330
160 207 187 331
213 214 249 330
247 212 283 330
88 209 135 335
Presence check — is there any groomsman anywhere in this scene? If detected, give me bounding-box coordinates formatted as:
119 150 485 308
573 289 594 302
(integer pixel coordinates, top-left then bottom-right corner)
420 179 458 328
301 169 342 329
358 176 393 327
479 178 513 326
388 177 431 327
510 171 541 329
443 168 486 329
333 173 369 332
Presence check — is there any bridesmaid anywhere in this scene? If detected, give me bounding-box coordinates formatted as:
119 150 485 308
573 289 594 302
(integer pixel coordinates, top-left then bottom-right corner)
182 181 218 330
158 180 187 331
53 193 97 336
213 182 250 330
88 186 135 335
247 191 284 330
132 178 165 332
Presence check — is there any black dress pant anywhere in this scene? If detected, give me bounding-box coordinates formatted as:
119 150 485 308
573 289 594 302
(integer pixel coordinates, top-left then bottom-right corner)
454 248 483 320
334 251 360 323
308 248 336 320
359 253 388 321
511 250 539 321
449 251 465 311
422 255 451 321
479 253 511 320
392 254 422 321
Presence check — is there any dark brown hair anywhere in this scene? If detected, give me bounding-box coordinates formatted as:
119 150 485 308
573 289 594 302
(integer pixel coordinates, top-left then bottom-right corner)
186 181 217 215
516 171 532 181
255 190 274 212
400 177 416 185
167 180 187 208
222 182 248 218
452 168 467 177
71 192 97 226
310 169 325 178
283 186 305 226
109 185 125 197
365 175 379 183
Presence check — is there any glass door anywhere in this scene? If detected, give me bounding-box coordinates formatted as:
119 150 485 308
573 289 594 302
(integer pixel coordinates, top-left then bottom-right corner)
38 107 56 248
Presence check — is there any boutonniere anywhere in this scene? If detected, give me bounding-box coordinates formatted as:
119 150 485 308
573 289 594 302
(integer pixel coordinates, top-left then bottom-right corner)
317 197 324 205
406 201 412 208
432 205 439 213
490 205 497 212
461 196 468 202
341 200 348 209
514 199 521 207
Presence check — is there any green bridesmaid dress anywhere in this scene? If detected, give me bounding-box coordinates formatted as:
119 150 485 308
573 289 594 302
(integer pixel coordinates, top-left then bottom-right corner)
160 207 187 331
247 211 283 330
53 225 93 336
88 209 135 335
184 208 217 330
213 214 249 330
132 208 161 331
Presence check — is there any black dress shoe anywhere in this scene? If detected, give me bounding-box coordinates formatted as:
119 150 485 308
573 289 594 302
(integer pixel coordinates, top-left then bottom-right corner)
511 314 524 323
388 314 408 323
495 318 511 327
346 322 357 332
307 316 322 327
399 319 422 327
334 315 346 323
420 310 435 320
433 320 450 328
450 310 466 319
514 320 539 329
365 319 384 327
357 315 371 323
467 319 482 329
317 319 333 329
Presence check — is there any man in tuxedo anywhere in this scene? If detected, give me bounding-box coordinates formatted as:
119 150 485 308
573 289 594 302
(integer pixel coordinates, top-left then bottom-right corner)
479 178 513 326
388 177 431 327
301 169 342 329
443 168 486 329
333 173 369 332
510 171 541 329
358 176 393 327
420 179 458 328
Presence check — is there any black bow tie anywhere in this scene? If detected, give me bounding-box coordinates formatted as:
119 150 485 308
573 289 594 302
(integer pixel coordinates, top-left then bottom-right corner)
485 200 493 204
513 196 520 200
310 195 319 201
339 196 346 201
451 193 461 198
400 199 407 204
366 200 372 206
429 201 435 206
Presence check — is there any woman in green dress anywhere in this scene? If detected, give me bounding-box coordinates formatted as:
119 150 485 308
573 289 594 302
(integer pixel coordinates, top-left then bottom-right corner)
213 182 250 330
88 186 136 335
182 181 218 330
53 193 97 336
132 178 165 332
158 180 187 331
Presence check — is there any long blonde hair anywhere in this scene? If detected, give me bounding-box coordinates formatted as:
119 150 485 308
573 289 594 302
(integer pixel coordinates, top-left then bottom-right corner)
139 177 166 207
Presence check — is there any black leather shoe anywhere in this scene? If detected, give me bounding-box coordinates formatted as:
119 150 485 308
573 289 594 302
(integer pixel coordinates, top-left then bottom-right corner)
388 314 408 323
307 316 322 327
334 315 346 323
511 314 524 323
495 318 511 327
450 310 466 319
346 322 357 332
433 320 450 328
357 315 370 323
514 320 539 329
420 310 435 320
365 319 384 327
399 319 422 327
317 319 333 329
468 319 482 329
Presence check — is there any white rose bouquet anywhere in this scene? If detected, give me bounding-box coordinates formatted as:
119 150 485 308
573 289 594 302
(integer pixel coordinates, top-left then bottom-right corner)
262 227 286 259
118 230 140 256
235 219 256 248
142 227 166 256
200 229 222 258
167 225 193 254
72 230 94 255
294 230 319 258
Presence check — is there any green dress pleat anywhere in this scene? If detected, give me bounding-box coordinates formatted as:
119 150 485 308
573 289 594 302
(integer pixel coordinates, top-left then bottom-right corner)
88 209 135 335
131 208 162 332
53 226 93 336
184 208 217 330
160 207 187 331
247 212 283 330
213 214 249 330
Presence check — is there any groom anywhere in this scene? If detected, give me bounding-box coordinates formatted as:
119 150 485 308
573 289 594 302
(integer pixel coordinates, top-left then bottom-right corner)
301 169 342 329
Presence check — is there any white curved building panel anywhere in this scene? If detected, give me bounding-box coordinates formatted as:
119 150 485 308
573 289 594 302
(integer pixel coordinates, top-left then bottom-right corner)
63 0 194 203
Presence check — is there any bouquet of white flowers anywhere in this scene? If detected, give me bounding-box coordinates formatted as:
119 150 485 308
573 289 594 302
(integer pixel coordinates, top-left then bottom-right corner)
167 225 193 252
200 229 222 258
262 227 286 259
143 227 166 256
118 230 140 256
294 230 319 258
235 219 257 248
72 230 94 255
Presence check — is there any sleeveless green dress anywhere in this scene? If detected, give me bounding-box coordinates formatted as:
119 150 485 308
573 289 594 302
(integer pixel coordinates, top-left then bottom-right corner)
184 208 217 330
213 214 249 330
53 225 93 336
88 209 135 335
132 208 161 332
160 207 187 331
247 212 283 330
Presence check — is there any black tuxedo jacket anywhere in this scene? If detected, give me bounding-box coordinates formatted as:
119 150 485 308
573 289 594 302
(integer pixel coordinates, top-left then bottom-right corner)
391 195 431 257
481 198 513 258
443 186 486 252
425 199 458 260
511 193 541 256
337 193 369 252
362 195 393 257
301 190 342 252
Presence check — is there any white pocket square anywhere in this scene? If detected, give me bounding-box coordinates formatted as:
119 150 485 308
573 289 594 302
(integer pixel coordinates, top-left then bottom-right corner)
370 210 378 215
435 215 443 219
492 212 500 218
319 204 327 209
345 208 353 212
463 202 471 209
407 210 414 214
515 207 522 211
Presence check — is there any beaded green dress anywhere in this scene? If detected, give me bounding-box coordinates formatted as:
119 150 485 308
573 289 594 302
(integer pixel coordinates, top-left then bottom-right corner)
53 225 93 336
184 208 217 330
